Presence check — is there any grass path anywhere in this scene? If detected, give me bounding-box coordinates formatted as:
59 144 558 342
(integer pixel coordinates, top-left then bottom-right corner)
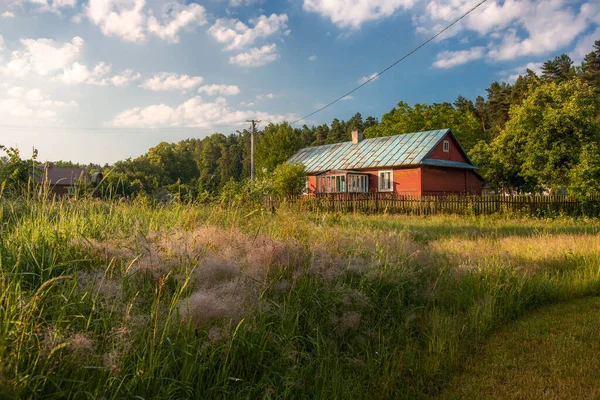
437 296 600 400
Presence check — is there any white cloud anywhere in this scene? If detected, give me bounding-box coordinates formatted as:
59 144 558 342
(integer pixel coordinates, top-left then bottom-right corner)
85 0 210 43
240 101 254 107
570 26 600 62
140 72 204 91
425 0 600 68
208 14 289 51
147 3 207 43
52 0 76 7
308 55 317 61
56 62 140 86
2 37 84 77
256 93 274 100
432 46 485 68
197 84 241 96
0 84 77 123
1 11 15 18
86 0 146 43
341 95 354 100
358 72 379 85
302 0 415 29
57 62 109 85
229 44 279 67
109 69 141 86
228 0 264 7
108 96 295 128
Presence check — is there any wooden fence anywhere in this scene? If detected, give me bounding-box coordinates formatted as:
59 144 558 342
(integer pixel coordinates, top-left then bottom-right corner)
264 193 600 217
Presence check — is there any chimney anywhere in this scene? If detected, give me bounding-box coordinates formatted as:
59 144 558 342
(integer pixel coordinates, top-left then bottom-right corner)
351 130 364 145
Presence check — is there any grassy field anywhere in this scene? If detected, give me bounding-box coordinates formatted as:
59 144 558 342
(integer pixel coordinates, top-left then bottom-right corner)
1 198 600 399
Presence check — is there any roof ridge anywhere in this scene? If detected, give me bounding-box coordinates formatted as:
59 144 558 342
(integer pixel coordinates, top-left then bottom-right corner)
302 128 451 151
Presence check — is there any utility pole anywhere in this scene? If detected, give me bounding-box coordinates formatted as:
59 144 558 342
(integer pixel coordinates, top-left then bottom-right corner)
246 119 260 183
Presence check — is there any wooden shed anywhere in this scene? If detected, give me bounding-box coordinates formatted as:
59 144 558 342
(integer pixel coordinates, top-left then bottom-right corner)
287 128 483 196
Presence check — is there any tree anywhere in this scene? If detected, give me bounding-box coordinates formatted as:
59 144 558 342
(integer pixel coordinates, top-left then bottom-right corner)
486 81 512 137
326 118 347 144
312 124 330 146
0 146 40 196
265 163 306 196
454 95 475 114
581 39 600 91
542 54 575 82
568 142 600 197
474 79 600 192
255 122 301 174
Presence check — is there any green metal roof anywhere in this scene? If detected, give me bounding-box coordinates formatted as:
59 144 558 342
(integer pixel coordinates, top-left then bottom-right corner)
288 129 476 174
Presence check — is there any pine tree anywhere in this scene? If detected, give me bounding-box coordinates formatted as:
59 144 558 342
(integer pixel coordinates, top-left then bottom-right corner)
541 54 574 82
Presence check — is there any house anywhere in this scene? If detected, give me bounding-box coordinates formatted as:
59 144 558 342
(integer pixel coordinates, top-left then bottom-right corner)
35 163 89 196
287 128 483 196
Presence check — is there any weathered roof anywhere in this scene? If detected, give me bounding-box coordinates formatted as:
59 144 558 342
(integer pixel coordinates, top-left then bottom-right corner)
36 167 89 186
288 128 475 173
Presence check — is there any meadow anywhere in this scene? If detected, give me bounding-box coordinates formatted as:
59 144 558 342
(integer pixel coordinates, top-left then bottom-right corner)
1 197 600 399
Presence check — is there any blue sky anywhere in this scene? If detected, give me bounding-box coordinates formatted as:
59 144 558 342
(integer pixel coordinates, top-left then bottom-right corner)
1 0 599 164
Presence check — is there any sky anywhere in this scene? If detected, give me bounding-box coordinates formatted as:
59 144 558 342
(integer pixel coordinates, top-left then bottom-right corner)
0 0 599 165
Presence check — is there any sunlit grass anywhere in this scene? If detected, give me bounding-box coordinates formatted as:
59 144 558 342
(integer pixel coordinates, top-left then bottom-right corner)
1 198 600 399
437 296 600 400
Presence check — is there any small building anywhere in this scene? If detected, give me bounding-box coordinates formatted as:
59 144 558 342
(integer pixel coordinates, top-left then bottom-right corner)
36 163 89 196
287 128 483 196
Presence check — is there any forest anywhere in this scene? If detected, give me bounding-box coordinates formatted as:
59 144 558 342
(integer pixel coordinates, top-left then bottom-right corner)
2 40 600 199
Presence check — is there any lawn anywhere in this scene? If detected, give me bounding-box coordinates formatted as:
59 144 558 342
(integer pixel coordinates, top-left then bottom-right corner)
437 296 600 400
1 198 600 399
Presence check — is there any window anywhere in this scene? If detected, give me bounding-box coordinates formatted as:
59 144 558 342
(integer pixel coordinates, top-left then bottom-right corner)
316 174 348 193
348 174 369 193
443 140 450 153
378 170 393 192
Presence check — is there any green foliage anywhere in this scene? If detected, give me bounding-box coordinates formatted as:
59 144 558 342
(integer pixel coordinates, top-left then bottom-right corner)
474 79 600 193
542 54 576 82
568 142 600 197
263 163 307 196
255 122 302 174
0 145 39 197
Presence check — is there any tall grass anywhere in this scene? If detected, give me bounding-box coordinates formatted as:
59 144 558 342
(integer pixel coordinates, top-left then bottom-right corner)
1 197 600 399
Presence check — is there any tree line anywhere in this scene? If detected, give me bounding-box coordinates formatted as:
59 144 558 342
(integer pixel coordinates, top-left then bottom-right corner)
2 39 600 198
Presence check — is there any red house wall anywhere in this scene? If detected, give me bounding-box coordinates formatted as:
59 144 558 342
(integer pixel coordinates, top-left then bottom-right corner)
393 168 421 196
466 171 484 193
306 175 317 194
421 167 482 195
427 133 468 163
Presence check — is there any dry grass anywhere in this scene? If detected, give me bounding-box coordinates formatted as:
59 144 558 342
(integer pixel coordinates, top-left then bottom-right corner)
431 234 600 273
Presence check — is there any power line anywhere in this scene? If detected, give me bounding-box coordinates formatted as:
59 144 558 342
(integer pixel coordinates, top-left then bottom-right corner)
291 0 490 125
349 0 470 71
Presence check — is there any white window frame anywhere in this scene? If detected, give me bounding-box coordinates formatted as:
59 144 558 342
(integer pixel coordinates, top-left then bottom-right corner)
378 170 394 192
443 140 450 153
